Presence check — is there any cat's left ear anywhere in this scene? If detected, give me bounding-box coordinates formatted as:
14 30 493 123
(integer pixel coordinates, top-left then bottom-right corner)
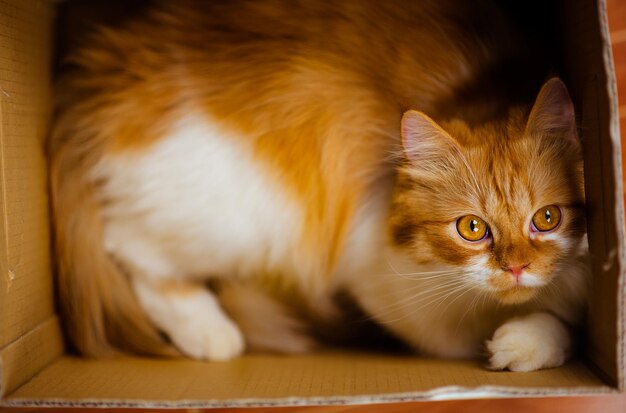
526 78 578 147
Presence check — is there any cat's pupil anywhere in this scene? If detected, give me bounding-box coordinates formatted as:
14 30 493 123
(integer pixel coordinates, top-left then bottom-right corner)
545 210 552 222
470 220 479 232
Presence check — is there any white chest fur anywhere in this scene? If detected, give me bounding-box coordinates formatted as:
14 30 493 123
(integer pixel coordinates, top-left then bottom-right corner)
93 114 307 282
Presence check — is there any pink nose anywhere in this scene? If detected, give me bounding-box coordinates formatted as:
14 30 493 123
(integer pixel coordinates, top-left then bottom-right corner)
505 264 529 280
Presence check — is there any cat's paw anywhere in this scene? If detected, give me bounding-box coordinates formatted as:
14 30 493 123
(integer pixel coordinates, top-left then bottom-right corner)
172 317 245 361
486 312 571 372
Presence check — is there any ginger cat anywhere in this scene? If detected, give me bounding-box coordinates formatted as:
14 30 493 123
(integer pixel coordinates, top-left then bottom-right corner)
51 0 588 371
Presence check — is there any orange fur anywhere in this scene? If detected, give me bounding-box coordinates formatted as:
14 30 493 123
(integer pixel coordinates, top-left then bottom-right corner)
391 81 585 304
216 280 316 354
50 143 178 357
51 0 565 357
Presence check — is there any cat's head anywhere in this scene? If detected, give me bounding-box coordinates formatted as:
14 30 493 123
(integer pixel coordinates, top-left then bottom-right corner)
391 78 586 304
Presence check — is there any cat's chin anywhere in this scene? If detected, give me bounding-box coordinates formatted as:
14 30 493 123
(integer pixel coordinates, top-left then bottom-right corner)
494 286 538 304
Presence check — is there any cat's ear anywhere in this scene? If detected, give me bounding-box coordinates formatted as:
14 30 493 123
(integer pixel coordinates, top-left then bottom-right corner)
526 78 578 147
401 110 461 169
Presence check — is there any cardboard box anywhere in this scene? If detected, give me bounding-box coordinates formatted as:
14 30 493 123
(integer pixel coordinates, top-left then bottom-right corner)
0 0 624 408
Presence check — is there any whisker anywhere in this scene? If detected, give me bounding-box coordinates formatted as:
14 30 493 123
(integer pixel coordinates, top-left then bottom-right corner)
376 268 462 279
480 288 490 308
376 283 471 324
362 278 430 302
365 281 468 322
367 278 469 316
382 258 462 278
368 269 463 288
374 271 459 281
455 288 485 333
432 281 478 317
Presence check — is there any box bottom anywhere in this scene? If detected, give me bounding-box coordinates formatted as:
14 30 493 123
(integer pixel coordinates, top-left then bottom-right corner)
2 351 615 408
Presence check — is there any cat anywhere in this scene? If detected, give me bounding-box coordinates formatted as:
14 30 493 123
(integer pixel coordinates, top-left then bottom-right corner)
51 0 588 371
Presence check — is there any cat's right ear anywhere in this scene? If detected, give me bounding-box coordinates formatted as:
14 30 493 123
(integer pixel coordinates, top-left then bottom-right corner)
526 78 578 148
401 110 461 171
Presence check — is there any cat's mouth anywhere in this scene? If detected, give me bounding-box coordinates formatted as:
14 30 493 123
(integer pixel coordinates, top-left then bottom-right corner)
486 270 548 304
494 286 539 304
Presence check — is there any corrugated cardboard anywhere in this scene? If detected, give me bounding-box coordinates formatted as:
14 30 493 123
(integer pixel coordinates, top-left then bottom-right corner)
0 0 623 408
0 0 60 400
560 0 625 384
2 355 615 408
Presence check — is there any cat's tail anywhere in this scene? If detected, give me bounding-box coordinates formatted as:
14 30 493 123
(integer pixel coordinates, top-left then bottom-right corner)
49 114 178 359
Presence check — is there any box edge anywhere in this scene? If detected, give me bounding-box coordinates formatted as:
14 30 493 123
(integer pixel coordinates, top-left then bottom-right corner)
598 0 626 392
0 385 618 408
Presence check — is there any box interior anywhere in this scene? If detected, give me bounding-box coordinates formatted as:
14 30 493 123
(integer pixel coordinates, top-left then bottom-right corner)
0 0 623 407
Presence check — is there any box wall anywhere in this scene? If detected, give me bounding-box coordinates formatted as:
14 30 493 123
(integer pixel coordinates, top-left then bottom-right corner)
0 0 61 397
559 0 626 386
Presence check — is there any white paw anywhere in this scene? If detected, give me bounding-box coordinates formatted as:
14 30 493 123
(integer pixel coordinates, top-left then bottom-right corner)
171 317 245 361
486 312 571 372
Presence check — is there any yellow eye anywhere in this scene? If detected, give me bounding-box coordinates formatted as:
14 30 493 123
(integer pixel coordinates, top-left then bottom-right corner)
531 205 562 232
456 215 489 242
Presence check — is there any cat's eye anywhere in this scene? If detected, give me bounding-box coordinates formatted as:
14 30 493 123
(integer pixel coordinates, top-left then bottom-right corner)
456 215 489 242
531 205 562 232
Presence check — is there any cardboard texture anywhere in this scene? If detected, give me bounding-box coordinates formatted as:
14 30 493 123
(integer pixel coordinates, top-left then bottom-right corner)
2 355 613 408
560 0 625 384
0 0 624 408
0 0 60 400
